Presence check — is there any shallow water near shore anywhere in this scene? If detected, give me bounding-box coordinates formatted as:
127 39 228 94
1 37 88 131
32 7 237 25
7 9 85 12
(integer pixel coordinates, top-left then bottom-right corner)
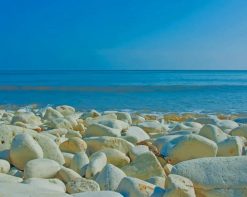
0 70 247 114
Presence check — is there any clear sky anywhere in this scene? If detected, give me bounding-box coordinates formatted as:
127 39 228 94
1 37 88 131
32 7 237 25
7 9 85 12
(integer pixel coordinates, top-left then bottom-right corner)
0 0 247 70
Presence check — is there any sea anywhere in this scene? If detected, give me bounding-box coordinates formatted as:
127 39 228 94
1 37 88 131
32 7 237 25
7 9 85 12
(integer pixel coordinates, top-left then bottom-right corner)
0 70 247 114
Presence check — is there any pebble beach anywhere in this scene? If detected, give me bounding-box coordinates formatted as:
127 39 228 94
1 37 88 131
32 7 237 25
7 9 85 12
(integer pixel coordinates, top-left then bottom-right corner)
0 105 246 197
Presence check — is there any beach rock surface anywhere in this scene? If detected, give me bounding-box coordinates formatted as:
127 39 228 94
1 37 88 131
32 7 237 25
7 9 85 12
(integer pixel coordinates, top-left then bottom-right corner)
66 178 100 194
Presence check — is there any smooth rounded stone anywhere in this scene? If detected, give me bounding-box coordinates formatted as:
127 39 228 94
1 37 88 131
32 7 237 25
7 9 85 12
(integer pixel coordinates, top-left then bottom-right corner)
70 152 89 174
129 145 149 161
86 123 121 137
59 137 87 154
63 152 74 167
65 116 80 130
95 164 126 191
10 133 43 170
199 124 229 143
84 114 117 127
131 114 145 124
0 173 23 182
161 134 218 164
56 105 75 116
84 136 134 155
11 112 42 126
94 148 130 168
216 120 239 130
164 174 196 197
0 182 71 197
116 176 156 197
43 107 64 120
0 124 37 151
66 178 100 194
0 159 10 173
146 176 166 188
138 120 168 133
7 166 23 178
96 119 129 131
86 152 107 178
65 130 82 139
122 152 165 180
24 158 61 179
34 134 65 165
74 120 86 135
56 166 81 183
124 126 150 143
153 135 182 151
121 135 139 144
170 123 193 132
171 156 247 197
168 130 194 136
217 136 245 156
72 191 123 197
44 128 68 136
230 125 247 138
184 122 203 130
48 118 73 130
23 178 66 193
115 112 132 124
80 110 101 119
164 164 173 176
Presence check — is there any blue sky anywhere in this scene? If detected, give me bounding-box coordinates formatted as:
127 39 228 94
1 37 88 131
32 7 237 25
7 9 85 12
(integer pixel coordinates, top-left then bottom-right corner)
0 0 247 70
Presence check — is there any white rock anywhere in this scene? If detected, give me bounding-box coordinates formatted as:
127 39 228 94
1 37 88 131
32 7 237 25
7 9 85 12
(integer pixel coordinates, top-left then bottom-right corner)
161 134 217 164
85 136 134 155
24 158 61 179
56 105 75 116
66 178 100 194
65 130 82 139
62 152 74 167
95 148 130 168
70 151 89 174
164 174 196 197
96 119 129 131
56 166 81 183
10 133 43 170
44 107 64 120
0 173 23 183
129 145 149 161
116 112 132 124
217 136 245 156
23 178 66 193
96 164 126 191
125 126 150 143
116 176 156 197
48 118 73 130
86 152 107 178
0 159 10 173
11 112 42 126
171 156 247 197
146 176 166 188
230 125 247 138
59 137 87 154
199 124 229 143
138 120 168 133
216 120 239 130
122 152 165 180
86 123 121 137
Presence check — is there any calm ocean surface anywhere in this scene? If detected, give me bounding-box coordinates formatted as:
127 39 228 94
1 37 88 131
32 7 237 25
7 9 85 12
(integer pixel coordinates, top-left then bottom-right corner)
0 70 247 113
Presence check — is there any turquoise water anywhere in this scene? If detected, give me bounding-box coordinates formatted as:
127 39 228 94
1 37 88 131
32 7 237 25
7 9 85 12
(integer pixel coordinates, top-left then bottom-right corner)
0 70 247 113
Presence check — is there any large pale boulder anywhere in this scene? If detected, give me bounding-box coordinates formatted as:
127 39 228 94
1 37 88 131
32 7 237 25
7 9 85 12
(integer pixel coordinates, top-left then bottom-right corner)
56 105 75 116
124 126 150 143
122 152 165 180
146 176 166 189
164 174 196 197
0 159 10 173
23 178 66 193
116 112 132 124
86 123 121 137
96 119 129 131
65 130 82 139
199 124 228 143
0 182 71 197
171 156 247 197
116 176 157 197
66 178 100 194
59 137 87 154
34 134 65 164
161 134 217 164
95 164 126 191
129 145 149 161
10 133 43 170
86 152 107 178
230 125 247 138
48 118 73 130
24 158 61 179
56 166 81 183
153 135 181 151
0 173 23 183
11 112 42 126
84 136 134 155
217 136 245 156
72 191 123 197
70 151 89 174
43 107 64 121
63 152 74 167
95 148 130 168
138 120 168 133
216 120 238 130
